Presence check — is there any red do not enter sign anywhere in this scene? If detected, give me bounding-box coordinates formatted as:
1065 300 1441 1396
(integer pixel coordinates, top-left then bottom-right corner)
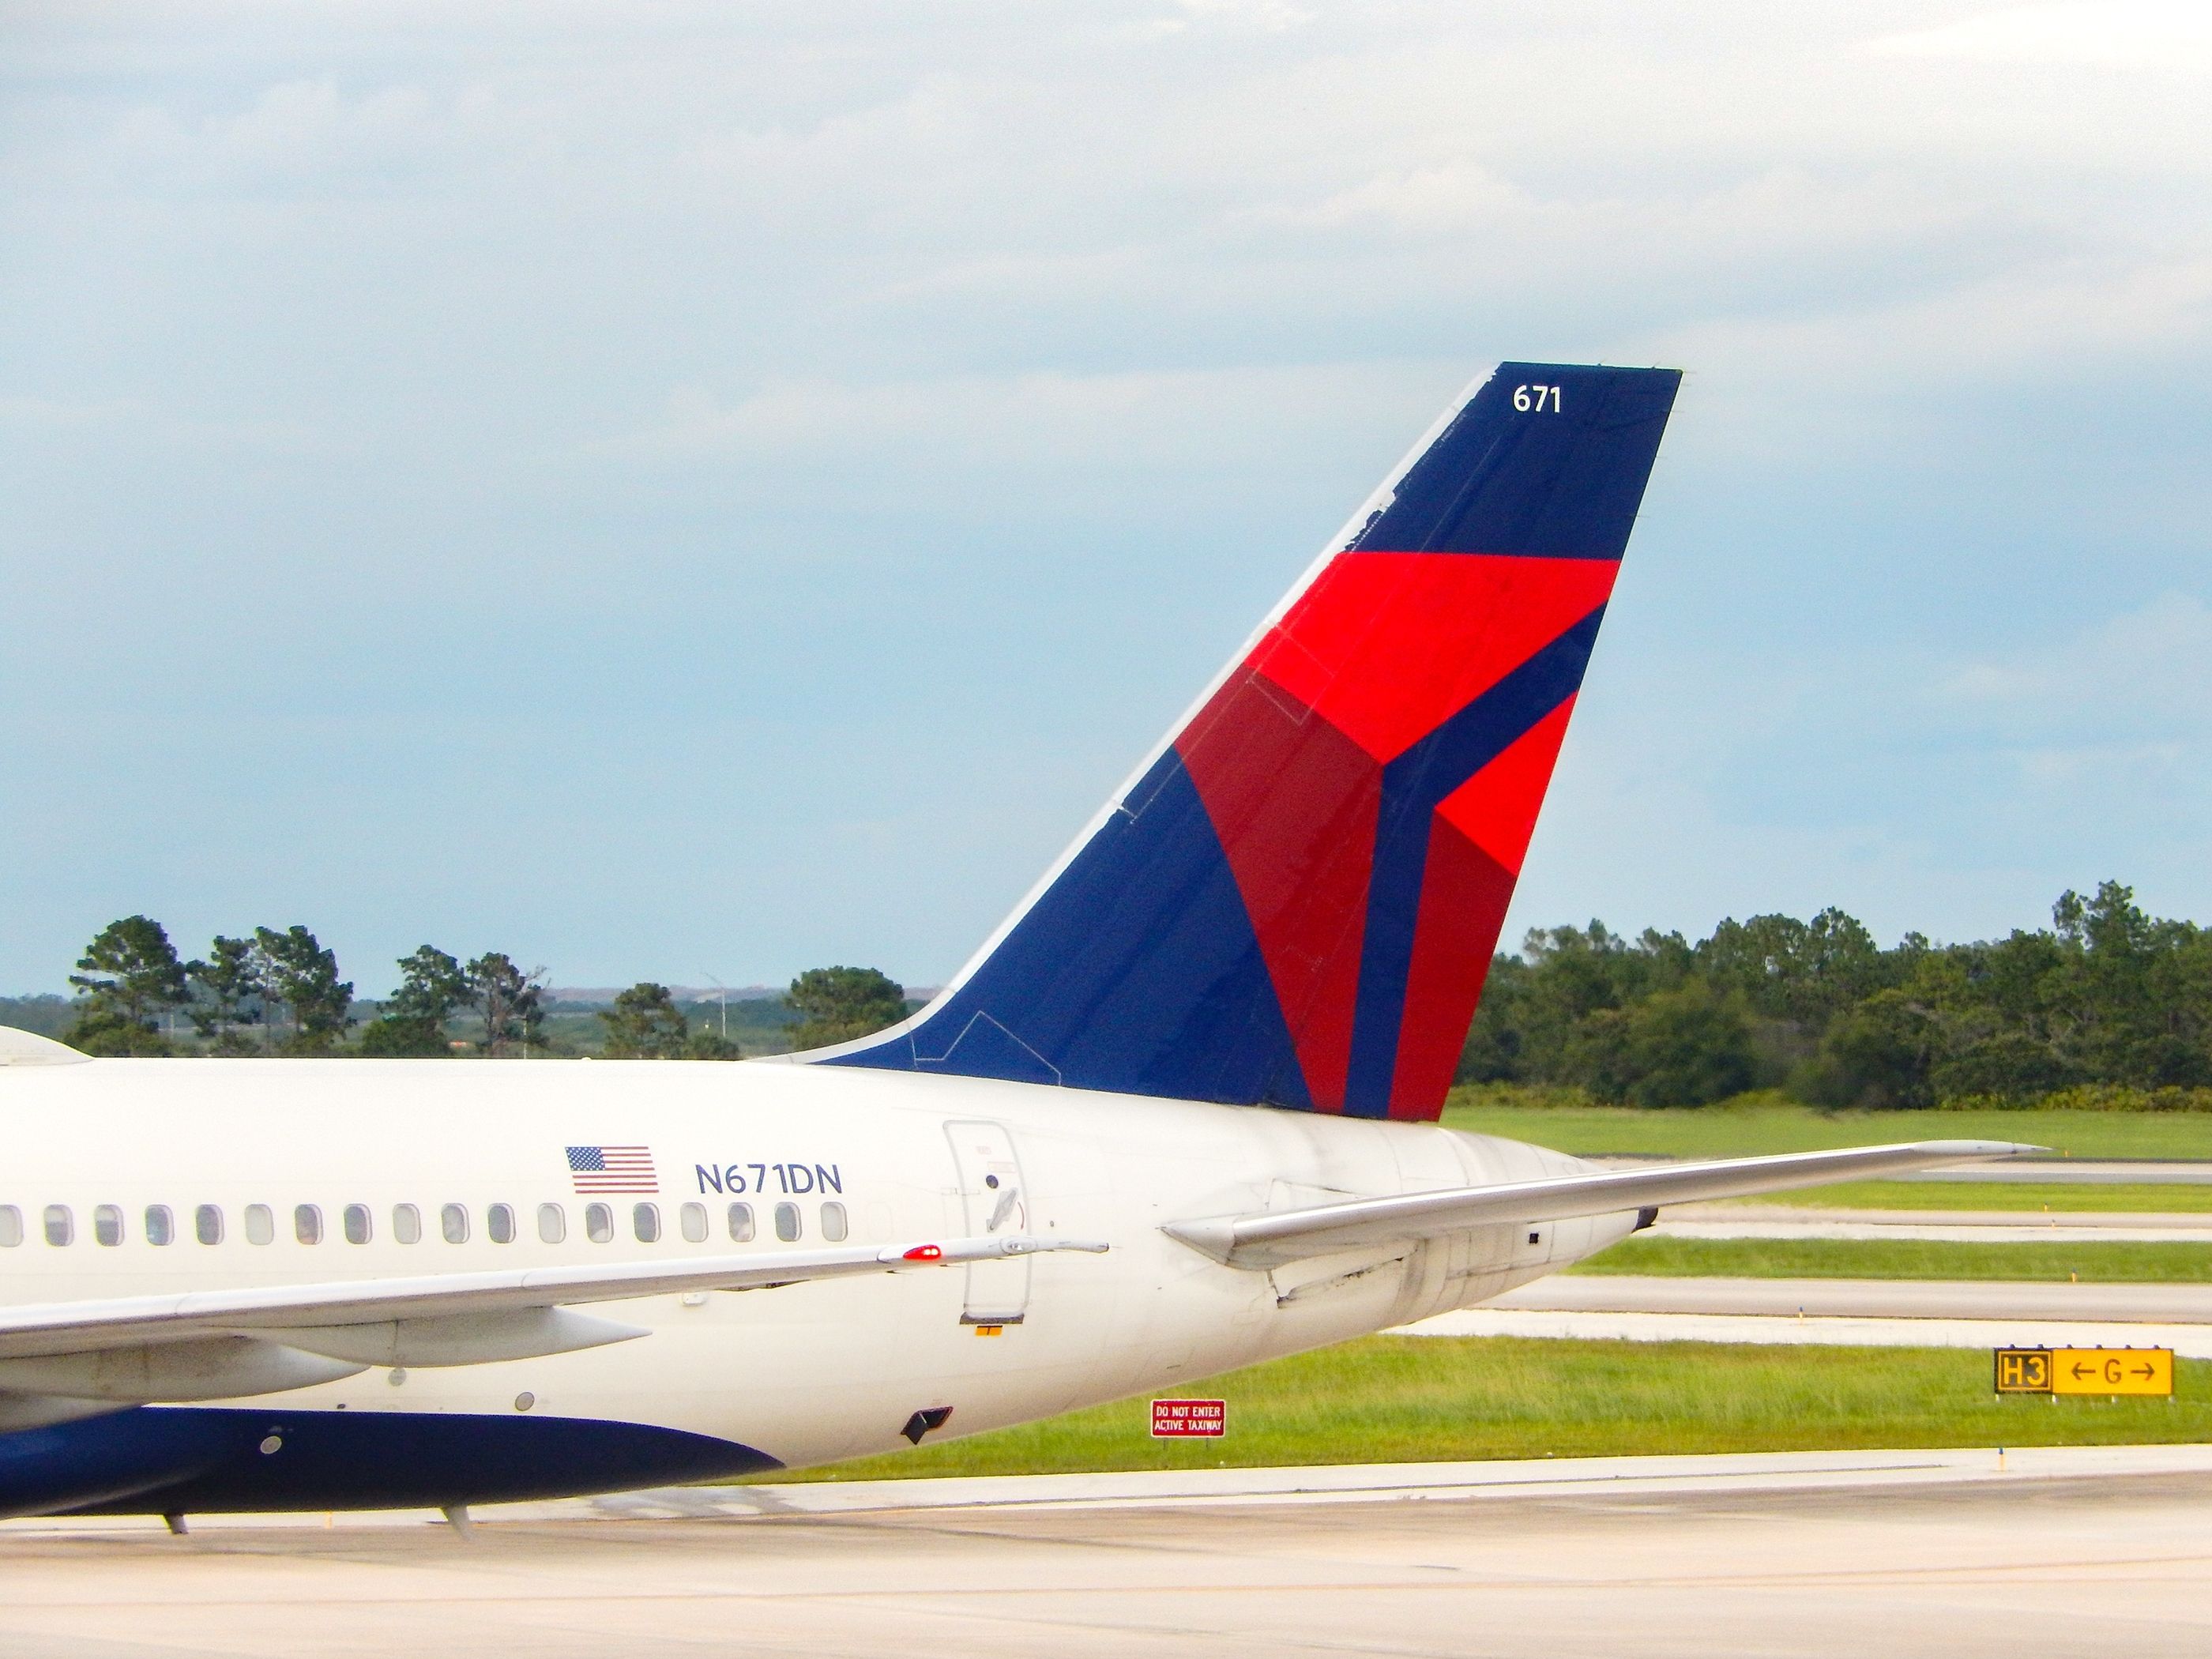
1150 1398 1226 1438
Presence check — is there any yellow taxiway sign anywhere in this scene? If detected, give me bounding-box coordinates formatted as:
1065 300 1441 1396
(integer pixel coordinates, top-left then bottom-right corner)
1996 1347 2172 1397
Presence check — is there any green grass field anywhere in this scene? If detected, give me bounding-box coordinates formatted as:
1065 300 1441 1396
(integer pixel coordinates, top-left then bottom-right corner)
768 1336 2211 1484
1440 1093 2212 1161
1572 1236 2212 1281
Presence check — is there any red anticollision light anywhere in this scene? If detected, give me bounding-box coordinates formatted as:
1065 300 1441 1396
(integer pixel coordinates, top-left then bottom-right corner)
902 1244 944 1262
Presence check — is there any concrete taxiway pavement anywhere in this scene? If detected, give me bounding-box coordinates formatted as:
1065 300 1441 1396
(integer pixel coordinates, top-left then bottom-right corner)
1895 1159 2212 1183
1493 1273 2212 1322
1400 1270 2212 1354
6 1446 2209 1657
1660 1206 2212 1241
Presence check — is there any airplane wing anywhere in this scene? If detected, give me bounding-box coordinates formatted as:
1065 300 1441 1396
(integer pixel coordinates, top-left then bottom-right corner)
1163 1140 2039 1270
0 1232 1108 1400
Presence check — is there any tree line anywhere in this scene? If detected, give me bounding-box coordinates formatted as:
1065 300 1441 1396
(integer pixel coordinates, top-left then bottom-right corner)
594 967 907 1059
1461 881 2212 1109
55 882 2207 1102
55 916 911 1060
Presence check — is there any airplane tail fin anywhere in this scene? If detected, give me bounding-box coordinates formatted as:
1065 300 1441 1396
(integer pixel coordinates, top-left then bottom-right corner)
812 363 1683 1120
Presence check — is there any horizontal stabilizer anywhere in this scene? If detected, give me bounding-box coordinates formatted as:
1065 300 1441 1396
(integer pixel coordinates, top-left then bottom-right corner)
1163 1141 2040 1269
0 1025 88 1067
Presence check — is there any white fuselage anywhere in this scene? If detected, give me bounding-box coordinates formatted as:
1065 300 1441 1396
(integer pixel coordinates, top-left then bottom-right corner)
0 1057 1635 1472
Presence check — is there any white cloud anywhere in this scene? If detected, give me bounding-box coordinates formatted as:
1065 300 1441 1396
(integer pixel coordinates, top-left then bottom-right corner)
0 393 145 427
1939 592 2212 733
1631 247 2212 467
103 76 455 193
1868 3 2212 73
1124 0 1318 39
1250 163 1529 235
584 360 1429 473
9 2 2212 984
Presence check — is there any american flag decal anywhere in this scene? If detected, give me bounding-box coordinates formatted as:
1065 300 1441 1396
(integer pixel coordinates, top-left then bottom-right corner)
566 1145 658 1194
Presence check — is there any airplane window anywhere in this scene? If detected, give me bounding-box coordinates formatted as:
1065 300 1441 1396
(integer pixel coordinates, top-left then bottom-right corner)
195 1205 223 1246
774 1202 800 1243
679 1202 707 1243
820 1201 848 1243
43 1205 72 1247
537 1202 566 1243
488 1203 515 1244
633 1202 660 1243
393 1203 422 1244
244 1205 274 1246
295 1204 323 1244
344 1204 373 1244
144 1205 172 1247
441 1203 468 1244
727 1202 754 1243
95 1204 125 1247
585 1202 613 1243
0 1206 20 1247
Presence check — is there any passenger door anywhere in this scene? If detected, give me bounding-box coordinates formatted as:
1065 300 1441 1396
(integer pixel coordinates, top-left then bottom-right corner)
944 1119 1030 1326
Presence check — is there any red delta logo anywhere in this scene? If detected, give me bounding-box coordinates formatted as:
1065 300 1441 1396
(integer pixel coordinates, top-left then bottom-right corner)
1178 551 1613 1119
1150 1398 1227 1438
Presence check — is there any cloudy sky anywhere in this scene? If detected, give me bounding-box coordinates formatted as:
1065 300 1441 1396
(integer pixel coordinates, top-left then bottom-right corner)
6 1 2212 995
